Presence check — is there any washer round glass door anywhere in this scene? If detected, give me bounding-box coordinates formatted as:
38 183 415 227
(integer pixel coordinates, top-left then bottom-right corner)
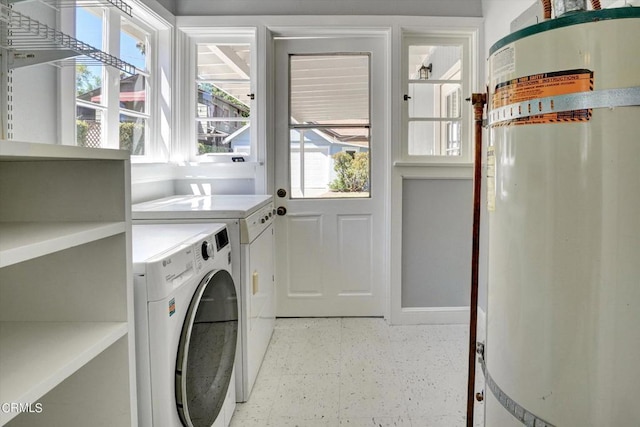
175 269 238 427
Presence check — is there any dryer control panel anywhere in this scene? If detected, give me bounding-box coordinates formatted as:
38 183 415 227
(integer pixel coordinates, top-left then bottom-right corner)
240 201 275 244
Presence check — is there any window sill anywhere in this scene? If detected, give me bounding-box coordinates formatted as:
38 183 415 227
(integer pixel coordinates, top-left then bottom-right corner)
131 158 169 165
393 161 473 168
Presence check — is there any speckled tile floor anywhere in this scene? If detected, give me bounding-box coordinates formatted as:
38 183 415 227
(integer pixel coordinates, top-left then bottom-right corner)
230 318 485 427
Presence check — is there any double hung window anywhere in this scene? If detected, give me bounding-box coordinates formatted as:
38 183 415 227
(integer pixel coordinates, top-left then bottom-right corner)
118 16 149 155
402 35 473 162
193 36 254 158
74 5 155 157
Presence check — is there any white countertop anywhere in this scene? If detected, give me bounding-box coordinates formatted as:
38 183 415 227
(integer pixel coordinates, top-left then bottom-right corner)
132 194 273 220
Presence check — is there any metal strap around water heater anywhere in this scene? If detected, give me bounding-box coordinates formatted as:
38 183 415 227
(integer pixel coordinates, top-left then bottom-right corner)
479 353 557 427
488 86 640 126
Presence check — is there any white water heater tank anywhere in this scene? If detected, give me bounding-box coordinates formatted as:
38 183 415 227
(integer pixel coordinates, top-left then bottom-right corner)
485 8 640 427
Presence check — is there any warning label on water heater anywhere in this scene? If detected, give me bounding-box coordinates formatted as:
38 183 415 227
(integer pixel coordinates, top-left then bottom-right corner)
490 44 516 83
491 69 594 125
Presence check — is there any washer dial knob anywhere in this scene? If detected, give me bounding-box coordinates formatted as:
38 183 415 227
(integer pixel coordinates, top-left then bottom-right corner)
201 241 214 260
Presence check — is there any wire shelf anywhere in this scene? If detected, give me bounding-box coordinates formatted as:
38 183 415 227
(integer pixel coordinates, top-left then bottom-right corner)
0 4 142 75
8 0 132 17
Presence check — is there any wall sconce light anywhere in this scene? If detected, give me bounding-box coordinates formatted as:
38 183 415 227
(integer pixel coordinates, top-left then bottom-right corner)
419 63 432 80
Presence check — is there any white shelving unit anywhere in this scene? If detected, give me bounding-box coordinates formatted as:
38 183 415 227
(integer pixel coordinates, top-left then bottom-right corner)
0 140 136 426
0 222 126 268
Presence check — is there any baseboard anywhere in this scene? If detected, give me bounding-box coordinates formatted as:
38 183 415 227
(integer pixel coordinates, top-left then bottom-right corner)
395 306 470 325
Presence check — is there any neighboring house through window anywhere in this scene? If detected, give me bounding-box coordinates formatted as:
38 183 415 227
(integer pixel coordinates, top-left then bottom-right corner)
193 35 255 159
73 1 171 159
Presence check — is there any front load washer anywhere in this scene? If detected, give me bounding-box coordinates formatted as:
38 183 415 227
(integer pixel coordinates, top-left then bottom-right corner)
132 195 275 402
133 223 237 427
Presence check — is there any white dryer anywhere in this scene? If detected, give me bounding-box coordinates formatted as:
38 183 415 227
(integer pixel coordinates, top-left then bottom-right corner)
132 223 237 427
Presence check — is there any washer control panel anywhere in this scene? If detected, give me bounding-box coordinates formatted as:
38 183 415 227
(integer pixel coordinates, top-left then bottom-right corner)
201 240 214 260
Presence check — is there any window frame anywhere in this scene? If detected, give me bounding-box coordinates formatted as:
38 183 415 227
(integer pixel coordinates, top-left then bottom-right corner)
401 34 474 164
64 1 172 161
117 14 152 156
73 6 108 150
183 30 257 162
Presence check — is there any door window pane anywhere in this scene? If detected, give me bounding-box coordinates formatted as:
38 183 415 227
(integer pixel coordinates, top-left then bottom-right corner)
289 54 370 199
290 55 369 123
290 127 369 198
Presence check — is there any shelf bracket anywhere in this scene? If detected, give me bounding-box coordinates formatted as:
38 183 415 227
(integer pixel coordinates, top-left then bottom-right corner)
8 49 79 69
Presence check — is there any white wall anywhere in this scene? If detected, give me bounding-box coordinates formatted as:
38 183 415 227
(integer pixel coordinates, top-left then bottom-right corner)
9 3 59 144
176 0 482 16
152 0 175 14
130 162 259 203
481 0 536 81
402 179 473 308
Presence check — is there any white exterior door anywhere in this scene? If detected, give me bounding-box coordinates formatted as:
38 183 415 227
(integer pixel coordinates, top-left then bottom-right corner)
274 35 387 317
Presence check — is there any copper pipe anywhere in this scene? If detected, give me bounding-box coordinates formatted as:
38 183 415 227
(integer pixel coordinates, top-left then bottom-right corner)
466 93 487 427
591 0 602 9
541 0 552 19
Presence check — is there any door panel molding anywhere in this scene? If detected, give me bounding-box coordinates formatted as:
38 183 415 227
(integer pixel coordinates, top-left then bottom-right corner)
286 214 324 297
336 214 373 296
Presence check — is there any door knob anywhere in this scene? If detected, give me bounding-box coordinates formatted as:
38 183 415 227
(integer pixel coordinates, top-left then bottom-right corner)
276 206 287 216
277 188 287 198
